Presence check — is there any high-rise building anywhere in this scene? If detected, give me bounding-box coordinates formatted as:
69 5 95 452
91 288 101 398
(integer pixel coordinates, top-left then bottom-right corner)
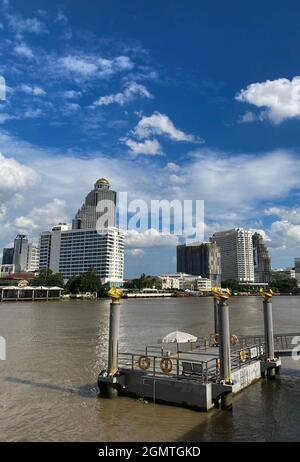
2 247 14 265
39 180 124 286
13 235 29 272
211 228 254 283
26 243 40 272
295 258 300 287
176 242 221 286
39 226 124 285
72 178 116 230
252 232 271 283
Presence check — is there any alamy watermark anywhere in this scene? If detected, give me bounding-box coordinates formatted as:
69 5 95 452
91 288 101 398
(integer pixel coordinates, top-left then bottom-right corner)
292 336 300 361
0 76 6 101
95 192 204 242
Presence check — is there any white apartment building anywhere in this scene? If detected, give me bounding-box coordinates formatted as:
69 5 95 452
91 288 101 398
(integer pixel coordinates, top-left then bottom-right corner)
26 243 40 272
159 273 212 291
39 225 124 286
211 228 254 283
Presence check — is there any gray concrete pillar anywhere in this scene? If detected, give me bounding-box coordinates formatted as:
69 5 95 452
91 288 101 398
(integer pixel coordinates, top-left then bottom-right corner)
218 300 231 383
263 299 275 361
108 299 121 376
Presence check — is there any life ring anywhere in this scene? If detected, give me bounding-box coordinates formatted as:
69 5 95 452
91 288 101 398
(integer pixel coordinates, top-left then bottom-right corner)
239 349 247 363
231 334 238 345
214 333 219 345
160 357 173 374
138 355 151 370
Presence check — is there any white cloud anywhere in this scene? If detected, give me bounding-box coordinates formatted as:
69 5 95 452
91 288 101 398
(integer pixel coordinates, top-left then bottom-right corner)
265 206 300 224
14 42 34 59
0 152 39 203
14 198 67 233
126 248 145 256
236 77 300 124
239 111 259 124
59 56 98 76
58 55 134 80
0 113 16 124
93 82 151 106
63 90 82 99
133 111 203 143
122 138 163 156
125 229 179 248
19 84 46 96
55 10 68 25
23 108 42 119
6 13 47 35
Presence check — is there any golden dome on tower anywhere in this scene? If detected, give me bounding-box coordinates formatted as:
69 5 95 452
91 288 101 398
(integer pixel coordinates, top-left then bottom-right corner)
96 178 110 185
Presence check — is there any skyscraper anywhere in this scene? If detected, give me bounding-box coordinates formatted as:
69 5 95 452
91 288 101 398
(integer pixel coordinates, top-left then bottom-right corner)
13 235 29 272
252 232 271 283
211 228 254 283
176 242 221 286
39 180 124 286
2 248 14 265
72 178 116 230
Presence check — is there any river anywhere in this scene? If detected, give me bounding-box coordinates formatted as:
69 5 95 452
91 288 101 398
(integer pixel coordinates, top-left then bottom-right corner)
0 296 299 442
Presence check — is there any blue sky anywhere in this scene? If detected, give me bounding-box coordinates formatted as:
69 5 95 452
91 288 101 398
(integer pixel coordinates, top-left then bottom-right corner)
1 0 300 277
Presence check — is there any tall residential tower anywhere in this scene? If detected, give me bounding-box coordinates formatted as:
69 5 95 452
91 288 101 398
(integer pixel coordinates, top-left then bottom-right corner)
211 228 254 283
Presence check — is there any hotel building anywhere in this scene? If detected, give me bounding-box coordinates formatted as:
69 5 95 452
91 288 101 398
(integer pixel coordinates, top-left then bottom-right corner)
39 179 124 286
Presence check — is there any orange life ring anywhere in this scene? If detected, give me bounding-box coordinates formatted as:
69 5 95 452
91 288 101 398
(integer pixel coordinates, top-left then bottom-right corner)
138 355 151 370
160 357 173 374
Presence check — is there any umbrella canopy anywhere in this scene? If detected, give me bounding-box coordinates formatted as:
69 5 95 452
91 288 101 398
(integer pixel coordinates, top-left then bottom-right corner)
162 330 197 344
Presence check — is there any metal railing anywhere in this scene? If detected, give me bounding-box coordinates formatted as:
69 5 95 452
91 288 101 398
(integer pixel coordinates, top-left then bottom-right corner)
234 333 300 353
118 352 219 383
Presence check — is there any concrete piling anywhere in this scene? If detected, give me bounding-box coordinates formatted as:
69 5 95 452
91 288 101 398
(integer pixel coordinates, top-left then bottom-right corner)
263 298 275 361
218 300 232 384
98 287 123 399
260 289 280 379
108 298 121 376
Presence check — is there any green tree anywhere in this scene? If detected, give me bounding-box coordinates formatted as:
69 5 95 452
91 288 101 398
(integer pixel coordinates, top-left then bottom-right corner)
79 270 102 293
125 273 160 290
221 279 239 291
65 275 82 294
270 278 299 294
65 270 104 295
32 269 64 287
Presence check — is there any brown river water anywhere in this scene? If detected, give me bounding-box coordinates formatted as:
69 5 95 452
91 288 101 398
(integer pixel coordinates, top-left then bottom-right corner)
0 296 299 442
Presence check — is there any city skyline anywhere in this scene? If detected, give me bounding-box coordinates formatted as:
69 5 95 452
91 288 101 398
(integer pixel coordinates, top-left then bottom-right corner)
1 1 300 276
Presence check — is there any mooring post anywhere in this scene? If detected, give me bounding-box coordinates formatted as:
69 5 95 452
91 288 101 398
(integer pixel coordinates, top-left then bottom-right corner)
218 299 232 384
212 288 233 410
263 298 275 362
98 287 123 399
261 289 277 378
107 295 121 376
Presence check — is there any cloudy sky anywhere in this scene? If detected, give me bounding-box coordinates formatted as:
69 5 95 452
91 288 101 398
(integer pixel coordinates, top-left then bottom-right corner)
1 0 300 277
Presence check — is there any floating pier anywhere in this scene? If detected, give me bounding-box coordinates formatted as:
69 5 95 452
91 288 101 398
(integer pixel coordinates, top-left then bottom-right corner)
98 287 298 412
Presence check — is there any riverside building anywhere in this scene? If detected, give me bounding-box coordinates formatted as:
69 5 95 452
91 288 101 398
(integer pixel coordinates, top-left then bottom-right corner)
211 228 254 283
39 179 124 286
176 242 221 286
